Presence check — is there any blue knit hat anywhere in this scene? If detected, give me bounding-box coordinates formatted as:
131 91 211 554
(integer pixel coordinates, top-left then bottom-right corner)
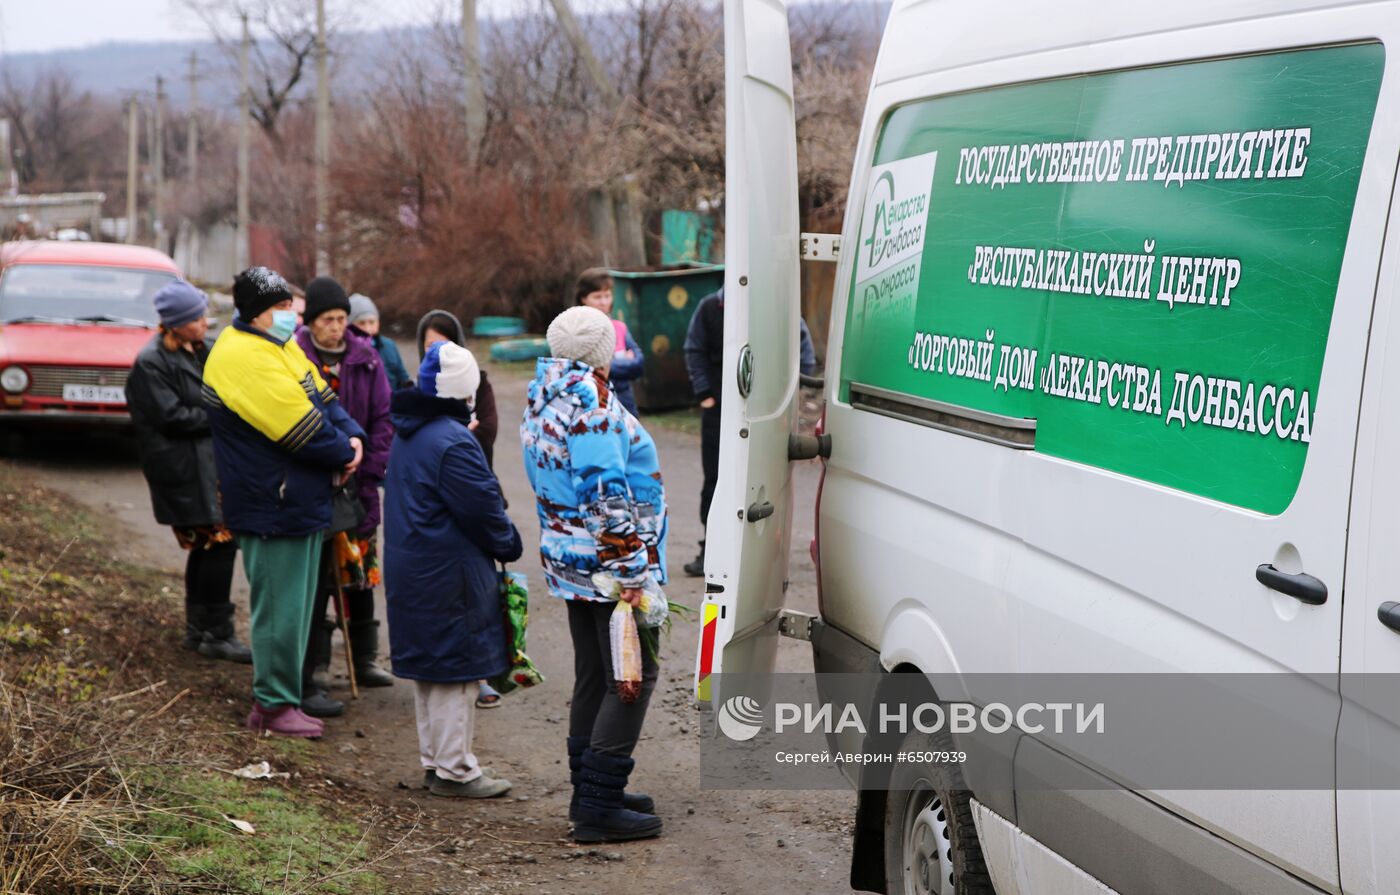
152 279 207 328
418 341 480 404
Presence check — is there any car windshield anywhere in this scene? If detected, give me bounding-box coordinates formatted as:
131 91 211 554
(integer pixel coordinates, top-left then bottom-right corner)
0 264 174 326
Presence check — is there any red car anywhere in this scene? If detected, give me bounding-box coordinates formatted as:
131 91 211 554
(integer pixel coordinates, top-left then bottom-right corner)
0 241 181 426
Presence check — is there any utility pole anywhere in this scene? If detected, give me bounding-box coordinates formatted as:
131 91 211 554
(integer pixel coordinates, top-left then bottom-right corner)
153 75 166 251
186 52 199 185
314 0 330 276
236 13 250 272
460 0 486 163
0 120 15 197
126 98 139 244
545 0 620 110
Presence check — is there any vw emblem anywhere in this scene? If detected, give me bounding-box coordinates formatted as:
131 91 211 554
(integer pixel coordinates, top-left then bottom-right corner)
737 344 753 398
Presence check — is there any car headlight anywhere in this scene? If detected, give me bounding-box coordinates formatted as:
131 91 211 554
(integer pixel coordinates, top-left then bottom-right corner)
1 365 29 393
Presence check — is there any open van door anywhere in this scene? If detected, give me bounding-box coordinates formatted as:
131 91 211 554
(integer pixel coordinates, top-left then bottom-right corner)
693 0 801 707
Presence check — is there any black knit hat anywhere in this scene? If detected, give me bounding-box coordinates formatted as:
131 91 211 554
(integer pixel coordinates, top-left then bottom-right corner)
304 276 351 324
233 267 292 322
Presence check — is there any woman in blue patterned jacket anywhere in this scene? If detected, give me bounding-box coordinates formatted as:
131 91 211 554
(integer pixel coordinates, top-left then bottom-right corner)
521 305 667 845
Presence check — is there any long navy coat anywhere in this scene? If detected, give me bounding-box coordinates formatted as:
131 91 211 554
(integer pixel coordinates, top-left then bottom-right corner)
383 389 523 682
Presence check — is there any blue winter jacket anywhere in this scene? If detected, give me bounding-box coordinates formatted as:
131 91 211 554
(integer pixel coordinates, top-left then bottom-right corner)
521 357 667 602
369 331 413 390
384 388 523 682
203 320 366 537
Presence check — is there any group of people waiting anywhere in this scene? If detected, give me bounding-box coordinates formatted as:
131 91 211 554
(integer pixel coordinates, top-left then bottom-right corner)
125 266 667 843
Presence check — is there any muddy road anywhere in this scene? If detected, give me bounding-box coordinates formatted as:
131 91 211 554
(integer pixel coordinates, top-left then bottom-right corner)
9 353 857 894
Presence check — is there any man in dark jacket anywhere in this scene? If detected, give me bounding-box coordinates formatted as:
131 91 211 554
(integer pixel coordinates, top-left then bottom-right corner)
385 341 522 798
294 276 396 716
204 267 366 738
682 287 817 575
127 280 250 664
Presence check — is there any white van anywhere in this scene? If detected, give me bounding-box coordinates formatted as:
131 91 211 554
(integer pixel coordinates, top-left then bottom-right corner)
695 1 1400 893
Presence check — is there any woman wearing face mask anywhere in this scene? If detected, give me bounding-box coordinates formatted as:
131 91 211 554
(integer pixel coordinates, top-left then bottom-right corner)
204 267 367 738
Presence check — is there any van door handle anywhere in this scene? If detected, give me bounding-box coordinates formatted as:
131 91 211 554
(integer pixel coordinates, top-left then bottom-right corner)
1378 602 1400 634
1255 564 1328 605
745 501 774 522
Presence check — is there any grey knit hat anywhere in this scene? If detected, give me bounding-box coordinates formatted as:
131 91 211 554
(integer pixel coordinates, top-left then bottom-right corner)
348 293 378 324
547 305 615 371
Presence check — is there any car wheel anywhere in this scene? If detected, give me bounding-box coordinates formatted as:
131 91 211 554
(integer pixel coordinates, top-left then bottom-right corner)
883 734 994 895
0 429 24 457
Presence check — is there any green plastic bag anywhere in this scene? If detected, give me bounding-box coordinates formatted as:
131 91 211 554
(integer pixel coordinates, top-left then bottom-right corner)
487 569 544 696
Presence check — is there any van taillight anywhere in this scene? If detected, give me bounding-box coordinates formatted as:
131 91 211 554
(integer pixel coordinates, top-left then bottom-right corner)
812 405 827 619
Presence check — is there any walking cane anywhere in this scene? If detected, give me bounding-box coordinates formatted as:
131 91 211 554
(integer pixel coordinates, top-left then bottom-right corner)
327 540 359 699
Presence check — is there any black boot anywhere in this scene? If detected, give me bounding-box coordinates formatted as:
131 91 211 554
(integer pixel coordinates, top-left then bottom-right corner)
301 688 344 718
348 619 394 688
311 620 332 690
568 736 654 821
572 749 662 843
195 603 253 664
183 602 206 652
683 540 705 578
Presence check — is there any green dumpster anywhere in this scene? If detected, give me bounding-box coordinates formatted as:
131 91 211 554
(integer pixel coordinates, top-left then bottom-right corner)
609 264 724 412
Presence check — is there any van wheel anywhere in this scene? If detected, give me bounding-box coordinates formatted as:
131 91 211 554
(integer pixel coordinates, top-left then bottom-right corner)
883 737 993 895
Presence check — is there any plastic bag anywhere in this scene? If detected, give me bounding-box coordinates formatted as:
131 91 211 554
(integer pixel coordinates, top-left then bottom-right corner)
609 598 643 703
487 569 544 696
591 572 669 628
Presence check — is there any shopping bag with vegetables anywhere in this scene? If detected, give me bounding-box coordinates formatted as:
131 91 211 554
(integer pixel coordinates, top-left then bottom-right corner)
487 569 544 696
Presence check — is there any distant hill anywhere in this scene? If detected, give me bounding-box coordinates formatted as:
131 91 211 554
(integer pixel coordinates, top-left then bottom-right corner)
0 3 887 111
2 40 218 105
0 28 429 109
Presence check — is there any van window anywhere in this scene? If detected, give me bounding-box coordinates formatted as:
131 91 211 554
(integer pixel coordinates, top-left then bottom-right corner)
840 43 1384 514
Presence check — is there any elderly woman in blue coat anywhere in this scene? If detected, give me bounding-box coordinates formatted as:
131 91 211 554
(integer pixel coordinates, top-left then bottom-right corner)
383 341 522 799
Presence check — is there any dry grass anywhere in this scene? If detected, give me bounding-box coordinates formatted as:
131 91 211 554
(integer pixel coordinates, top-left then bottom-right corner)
0 468 399 893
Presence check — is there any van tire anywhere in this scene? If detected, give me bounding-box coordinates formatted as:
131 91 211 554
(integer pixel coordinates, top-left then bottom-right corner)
882 733 993 895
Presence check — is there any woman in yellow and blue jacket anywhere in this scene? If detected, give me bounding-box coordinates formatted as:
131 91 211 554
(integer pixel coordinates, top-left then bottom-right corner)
203 267 365 739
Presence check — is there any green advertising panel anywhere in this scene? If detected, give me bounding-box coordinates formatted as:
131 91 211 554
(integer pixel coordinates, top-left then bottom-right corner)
841 44 1385 514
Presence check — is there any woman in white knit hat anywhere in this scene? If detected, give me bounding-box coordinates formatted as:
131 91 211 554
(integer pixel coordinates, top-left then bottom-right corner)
520 304 668 842
383 341 522 798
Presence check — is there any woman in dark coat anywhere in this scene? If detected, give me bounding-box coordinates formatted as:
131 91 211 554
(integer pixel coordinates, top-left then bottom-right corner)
126 279 251 664
384 341 522 798
416 308 508 709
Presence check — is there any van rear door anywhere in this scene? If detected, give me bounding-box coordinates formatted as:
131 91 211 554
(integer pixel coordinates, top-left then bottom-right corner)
693 0 801 706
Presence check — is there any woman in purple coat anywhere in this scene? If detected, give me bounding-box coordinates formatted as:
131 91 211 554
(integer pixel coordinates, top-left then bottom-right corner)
294 276 396 717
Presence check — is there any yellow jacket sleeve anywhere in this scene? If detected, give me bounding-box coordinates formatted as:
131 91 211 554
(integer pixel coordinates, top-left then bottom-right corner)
205 328 333 452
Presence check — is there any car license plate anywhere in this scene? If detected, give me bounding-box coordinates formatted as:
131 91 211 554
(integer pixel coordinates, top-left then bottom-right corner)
63 384 126 404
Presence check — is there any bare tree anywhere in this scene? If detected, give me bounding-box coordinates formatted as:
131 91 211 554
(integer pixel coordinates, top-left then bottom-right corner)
182 0 357 146
327 0 881 325
0 66 125 197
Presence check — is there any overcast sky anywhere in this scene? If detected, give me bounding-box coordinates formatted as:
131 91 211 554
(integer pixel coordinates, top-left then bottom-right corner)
0 0 539 54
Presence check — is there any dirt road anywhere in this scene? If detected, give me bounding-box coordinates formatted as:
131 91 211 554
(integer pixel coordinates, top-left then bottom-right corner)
10 354 857 894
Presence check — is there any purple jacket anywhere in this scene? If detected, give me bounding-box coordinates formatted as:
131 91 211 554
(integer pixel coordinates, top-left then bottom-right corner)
294 327 393 534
